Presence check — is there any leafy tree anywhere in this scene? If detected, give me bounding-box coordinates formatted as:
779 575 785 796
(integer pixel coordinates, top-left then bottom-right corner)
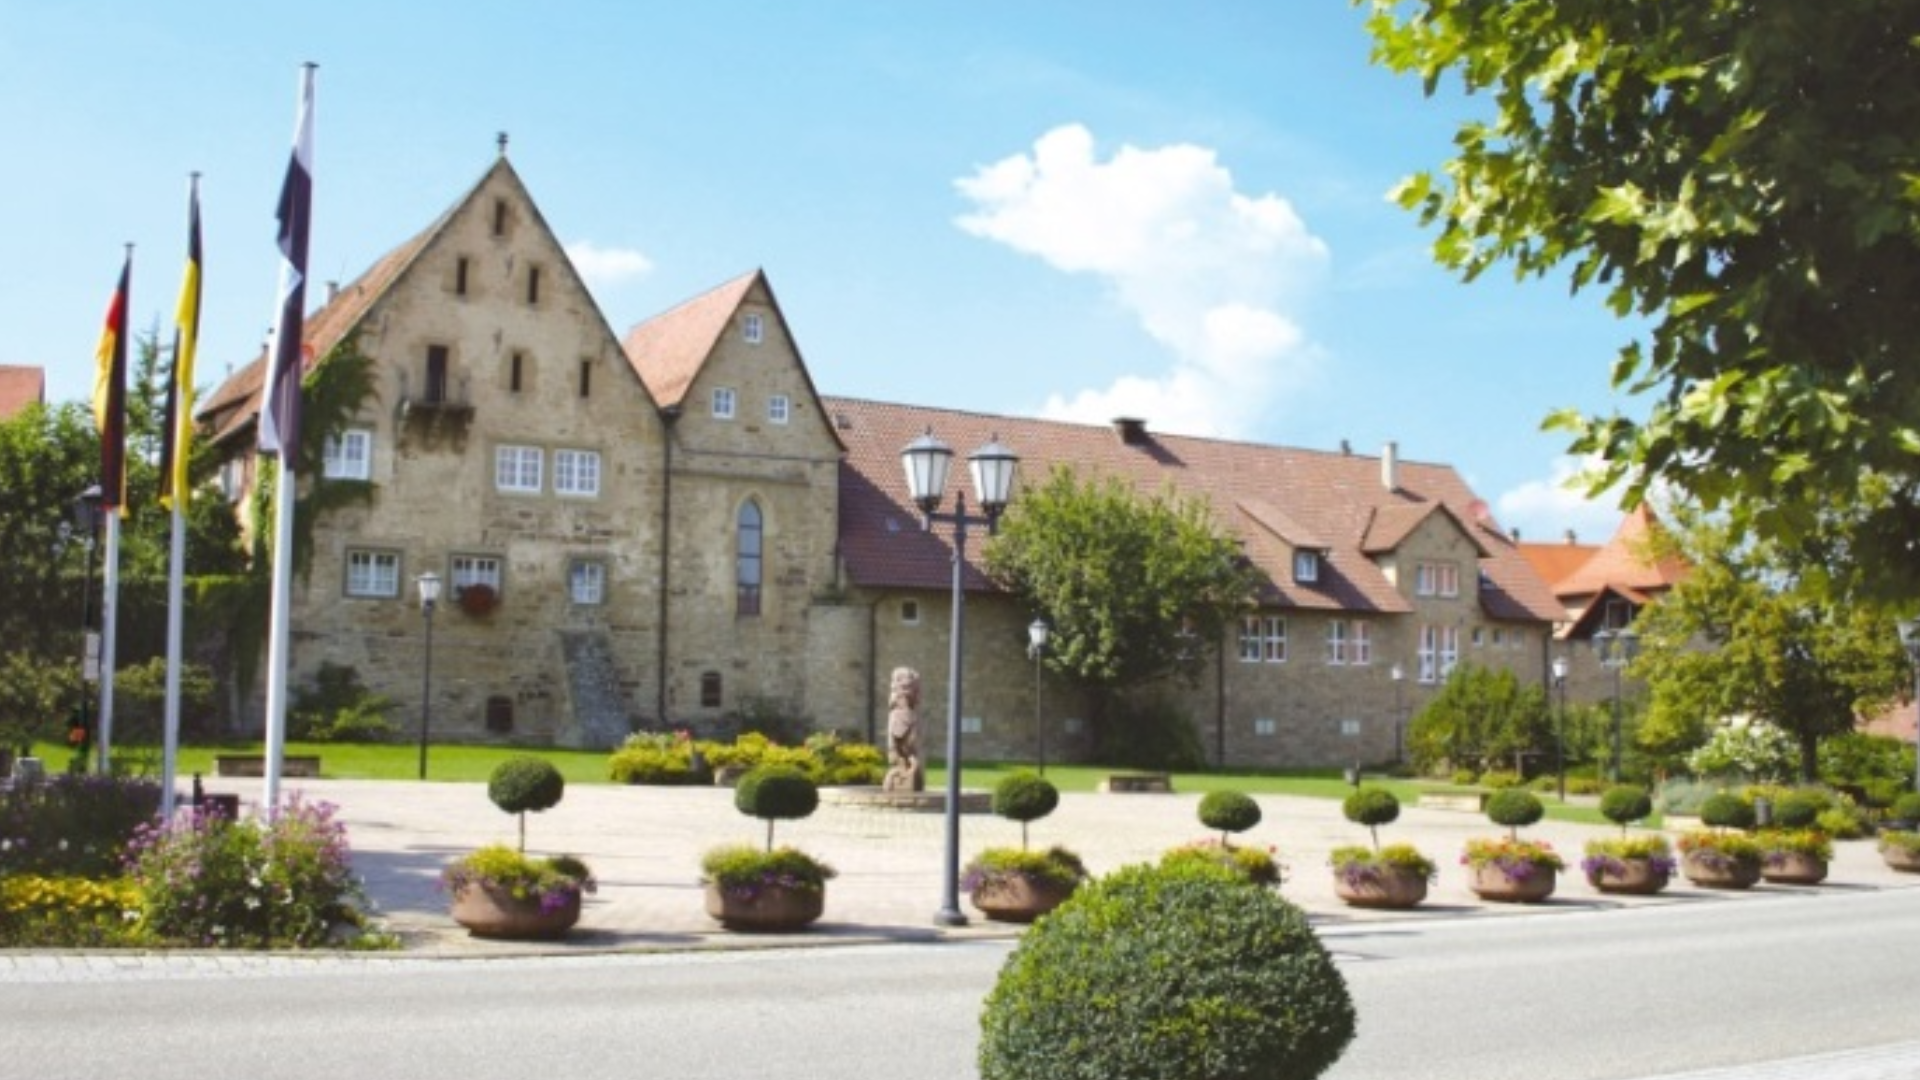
1632 511 1908 782
1363 2 1920 604
984 467 1261 753
1407 663 1551 776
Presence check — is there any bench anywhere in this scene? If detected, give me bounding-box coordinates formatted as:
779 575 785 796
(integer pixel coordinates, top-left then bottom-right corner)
214 754 322 779
1098 772 1173 794
1418 790 1489 812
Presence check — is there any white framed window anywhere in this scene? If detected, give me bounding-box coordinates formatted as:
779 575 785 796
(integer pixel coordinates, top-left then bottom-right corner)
554 449 601 497
1441 625 1460 678
1352 620 1373 665
1415 561 1460 598
743 313 764 344
1326 620 1348 665
1239 617 1262 662
768 394 791 425
1240 616 1285 663
1340 719 1362 738
1418 624 1439 684
345 549 399 598
712 387 737 420
451 554 503 598
322 429 372 480
1294 550 1319 583
495 445 542 493
569 560 605 605
1253 717 1277 737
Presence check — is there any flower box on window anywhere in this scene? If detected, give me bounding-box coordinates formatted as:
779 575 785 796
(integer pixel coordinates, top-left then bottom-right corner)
458 583 498 617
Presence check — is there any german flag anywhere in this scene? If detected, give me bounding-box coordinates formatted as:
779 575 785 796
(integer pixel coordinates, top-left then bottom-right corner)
93 251 129 513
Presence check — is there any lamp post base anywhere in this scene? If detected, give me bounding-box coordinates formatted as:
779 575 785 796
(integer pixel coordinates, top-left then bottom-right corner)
934 907 969 928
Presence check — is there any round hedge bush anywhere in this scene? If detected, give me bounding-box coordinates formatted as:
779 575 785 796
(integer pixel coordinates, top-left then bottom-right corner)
1485 788 1545 830
979 860 1355 1080
1342 787 1401 829
1889 791 1920 824
1198 790 1262 839
1598 785 1653 828
488 756 566 817
734 766 820 822
1699 792 1756 830
993 773 1060 824
1771 791 1824 829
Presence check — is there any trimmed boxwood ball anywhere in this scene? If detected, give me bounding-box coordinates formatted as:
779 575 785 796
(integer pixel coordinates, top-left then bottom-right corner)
735 766 820 851
1343 786 1400 848
1486 788 1545 830
1599 785 1653 830
979 860 1355 1080
1198 789 1262 843
1699 792 1756 830
488 756 566 852
993 773 1060 850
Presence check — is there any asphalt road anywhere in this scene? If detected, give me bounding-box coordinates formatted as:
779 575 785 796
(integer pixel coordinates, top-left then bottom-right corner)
5 888 1916 1080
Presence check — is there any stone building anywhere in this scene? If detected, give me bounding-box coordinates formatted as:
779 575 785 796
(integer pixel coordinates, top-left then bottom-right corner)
199 149 1564 767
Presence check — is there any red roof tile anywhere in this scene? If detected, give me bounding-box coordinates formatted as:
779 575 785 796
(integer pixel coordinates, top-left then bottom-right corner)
621 271 759 408
0 365 45 419
1553 504 1689 597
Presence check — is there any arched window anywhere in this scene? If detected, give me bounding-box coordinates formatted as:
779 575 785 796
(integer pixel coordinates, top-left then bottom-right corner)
737 500 763 616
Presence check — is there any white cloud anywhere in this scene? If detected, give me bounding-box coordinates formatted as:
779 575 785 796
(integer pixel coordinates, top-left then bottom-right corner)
955 124 1328 438
1494 455 1632 545
565 240 654 288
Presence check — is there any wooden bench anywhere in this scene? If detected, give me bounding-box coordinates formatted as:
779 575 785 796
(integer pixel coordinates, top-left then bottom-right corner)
1418 790 1489 812
1098 772 1173 794
214 754 322 779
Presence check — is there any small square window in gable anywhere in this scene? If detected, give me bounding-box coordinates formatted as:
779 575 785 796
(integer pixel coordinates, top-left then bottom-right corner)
900 599 920 625
712 387 737 420
743 312 764 344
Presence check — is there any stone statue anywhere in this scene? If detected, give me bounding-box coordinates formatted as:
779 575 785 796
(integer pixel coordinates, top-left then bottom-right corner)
883 667 924 792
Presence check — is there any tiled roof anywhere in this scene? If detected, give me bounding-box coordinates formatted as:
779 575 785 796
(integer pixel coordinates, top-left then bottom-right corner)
1553 504 1689 598
824 397 1562 623
0 365 45 418
1517 537 1601 591
620 271 759 408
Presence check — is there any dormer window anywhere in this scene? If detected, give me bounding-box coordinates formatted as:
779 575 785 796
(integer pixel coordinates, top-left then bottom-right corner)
743 313 764 344
1293 550 1320 583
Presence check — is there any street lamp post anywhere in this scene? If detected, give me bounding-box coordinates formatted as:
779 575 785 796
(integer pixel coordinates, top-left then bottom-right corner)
416 571 441 781
1390 663 1405 764
1897 620 1920 794
901 429 1019 928
1551 655 1570 802
1596 628 1638 783
1028 618 1049 776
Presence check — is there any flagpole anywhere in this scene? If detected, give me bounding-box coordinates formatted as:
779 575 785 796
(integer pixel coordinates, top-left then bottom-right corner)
161 173 202 819
262 461 294 808
162 502 185 816
92 242 132 779
96 511 121 776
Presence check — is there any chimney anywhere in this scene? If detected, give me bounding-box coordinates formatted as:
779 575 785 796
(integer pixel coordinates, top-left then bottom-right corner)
325 280 339 303
1564 529 1578 545
1113 417 1148 446
1381 441 1399 492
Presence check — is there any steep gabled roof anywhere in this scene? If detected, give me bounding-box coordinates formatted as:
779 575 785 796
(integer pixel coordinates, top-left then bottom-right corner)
1517 536 1602 591
1554 504 1689 598
0 365 45 419
620 271 759 408
825 398 1561 623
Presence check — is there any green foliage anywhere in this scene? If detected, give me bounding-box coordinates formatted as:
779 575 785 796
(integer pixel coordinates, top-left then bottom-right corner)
1477 770 1521 790
1859 779 1905 811
1677 830 1764 866
1485 788 1544 835
1700 792 1757 831
979 860 1354 1080
1100 692 1206 771
1329 842 1436 882
1342 786 1401 850
1407 664 1551 776
699 843 835 897
983 466 1260 738
1769 791 1825 830
1819 733 1917 787
802 730 886 785
1686 723 1799 784
607 733 702 785
0 775 162 878
290 662 397 743
1890 792 1920 824
963 845 1088 893
1365 0 1920 605
1758 829 1834 862
107 658 218 774
1879 831 1920 856
734 766 819 851
0 874 145 948
1161 839 1284 888
1461 837 1565 880
1197 790 1261 844
1583 834 1672 862
441 844 595 910
1817 805 1871 840
1598 786 1653 832
0 650 75 752
488 757 566 817
992 773 1059 850
126 795 367 948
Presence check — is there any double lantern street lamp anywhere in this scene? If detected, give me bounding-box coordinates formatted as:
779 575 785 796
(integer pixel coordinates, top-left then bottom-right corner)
1897 620 1920 794
1595 628 1639 783
900 429 1019 928
416 571 442 781
1029 618 1049 777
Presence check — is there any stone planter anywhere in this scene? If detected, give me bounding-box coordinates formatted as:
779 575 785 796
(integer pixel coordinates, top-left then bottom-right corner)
704 881 824 932
969 874 1076 923
1467 864 1557 904
1331 864 1429 910
1879 843 1920 873
450 884 582 939
1760 851 1828 885
1584 856 1671 896
1681 852 1762 890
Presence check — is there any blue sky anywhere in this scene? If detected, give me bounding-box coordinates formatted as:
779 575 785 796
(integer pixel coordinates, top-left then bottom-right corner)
3 1 1642 544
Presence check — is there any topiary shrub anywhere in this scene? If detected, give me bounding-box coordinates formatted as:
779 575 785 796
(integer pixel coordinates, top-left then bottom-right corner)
734 766 820 851
1599 785 1653 835
979 860 1355 1080
1771 791 1824 830
1342 786 1400 849
992 773 1060 850
488 756 565 852
1485 788 1545 840
1891 792 1920 826
1197 790 1262 846
1700 792 1756 831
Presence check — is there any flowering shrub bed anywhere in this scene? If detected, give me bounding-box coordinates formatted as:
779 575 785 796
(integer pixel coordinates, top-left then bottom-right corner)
1330 843 1437 887
962 845 1088 894
1461 837 1564 883
1161 838 1285 887
609 730 883 786
1579 834 1677 881
0 775 162 878
125 796 369 949
0 874 143 948
700 843 835 900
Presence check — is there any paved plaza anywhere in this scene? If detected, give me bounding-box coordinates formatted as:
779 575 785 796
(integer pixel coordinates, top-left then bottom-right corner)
160 774 1920 956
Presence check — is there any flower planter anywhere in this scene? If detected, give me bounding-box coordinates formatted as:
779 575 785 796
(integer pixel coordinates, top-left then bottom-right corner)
969 874 1076 923
1681 852 1762 890
1331 865 1429 909
1468 864 1556 904
1760 852 1828 885
1880 844 1920 874
450 883 581 939
704 881 824 932
1584 856 1671 896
